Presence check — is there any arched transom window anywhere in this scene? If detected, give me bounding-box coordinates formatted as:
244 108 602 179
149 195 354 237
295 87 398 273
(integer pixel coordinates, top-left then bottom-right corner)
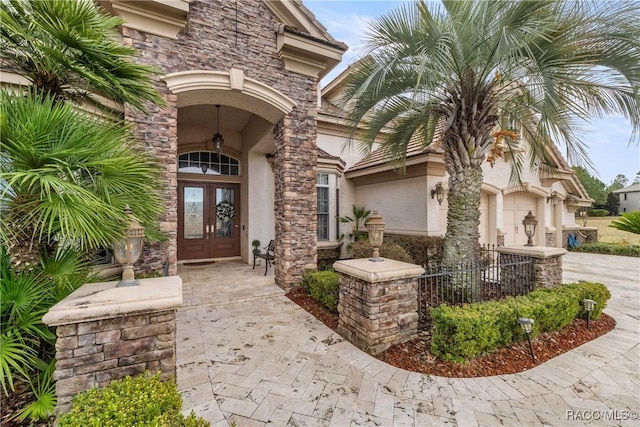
178 152 240 176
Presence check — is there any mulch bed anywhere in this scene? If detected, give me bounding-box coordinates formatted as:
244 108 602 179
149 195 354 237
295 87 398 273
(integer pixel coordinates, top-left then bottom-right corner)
285 288 616 378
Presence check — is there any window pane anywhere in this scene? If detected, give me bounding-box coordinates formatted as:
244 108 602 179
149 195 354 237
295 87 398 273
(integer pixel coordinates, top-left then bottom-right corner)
317 173 329 186
184 187 204 239
318 214 329 240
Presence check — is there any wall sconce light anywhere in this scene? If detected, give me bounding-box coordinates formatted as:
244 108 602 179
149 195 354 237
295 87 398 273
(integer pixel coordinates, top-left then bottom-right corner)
547 191 560 206
201 164 208 174
517 317 536 362
431 182 445 206
522 210 537 246
112 205 145 287
366 210 385 262
581 299 596 330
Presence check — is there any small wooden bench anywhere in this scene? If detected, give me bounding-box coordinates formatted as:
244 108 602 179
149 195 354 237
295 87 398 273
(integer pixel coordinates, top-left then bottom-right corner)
253 240 275 276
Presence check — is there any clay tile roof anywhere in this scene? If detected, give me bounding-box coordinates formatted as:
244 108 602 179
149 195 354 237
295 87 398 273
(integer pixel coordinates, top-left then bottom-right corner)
347 132 442 172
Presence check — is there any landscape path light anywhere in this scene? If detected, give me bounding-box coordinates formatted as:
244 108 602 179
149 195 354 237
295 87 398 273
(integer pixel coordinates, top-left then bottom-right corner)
366 210 385 262
112 205 145 287
522 211 537 246
582 299 596 330
517 317 536 362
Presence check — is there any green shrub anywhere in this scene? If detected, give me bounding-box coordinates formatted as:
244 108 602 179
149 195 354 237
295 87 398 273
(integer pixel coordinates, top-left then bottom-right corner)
430 282 610 362
385 235 445 266
586 209 609 217
570 242 640 257
57 373 210 427
301 270 340 312
348 241 414 263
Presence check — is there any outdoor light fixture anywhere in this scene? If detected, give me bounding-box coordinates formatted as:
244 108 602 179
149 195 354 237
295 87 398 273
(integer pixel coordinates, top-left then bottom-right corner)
547 191 560 206
209 104 224 154
522 210 537 246
517 317 536 362
201 164 208 174
431 182 446 206
366 210 385 262
582 299 597 330
112 205 145 287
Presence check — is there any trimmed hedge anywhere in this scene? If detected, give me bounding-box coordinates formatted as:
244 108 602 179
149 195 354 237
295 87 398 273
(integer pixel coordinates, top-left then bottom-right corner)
570 242 640 257
586 209 609 217
385 235 445 266
348 240 414 263
430 282 610 362
301 270 340 313
57 373 209 427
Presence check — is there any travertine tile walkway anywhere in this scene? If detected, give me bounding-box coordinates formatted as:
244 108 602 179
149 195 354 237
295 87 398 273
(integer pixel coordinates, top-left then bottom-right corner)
176 253 640 426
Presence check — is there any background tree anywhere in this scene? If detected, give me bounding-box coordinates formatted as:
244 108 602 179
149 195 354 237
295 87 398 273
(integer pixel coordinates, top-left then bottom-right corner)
608 174 628 192
573 166 608 207
606 192 620 216
342 0 640 271
633 172 640 185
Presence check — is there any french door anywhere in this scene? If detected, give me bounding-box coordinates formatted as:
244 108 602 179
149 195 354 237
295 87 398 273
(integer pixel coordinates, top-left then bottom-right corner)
178 182 240 260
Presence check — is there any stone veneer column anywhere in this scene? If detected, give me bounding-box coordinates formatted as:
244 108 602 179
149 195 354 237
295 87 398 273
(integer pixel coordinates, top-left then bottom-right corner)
273 103 319 290
124 92 179 277
333 259 425 355
42 277 182 415
497 246 567 289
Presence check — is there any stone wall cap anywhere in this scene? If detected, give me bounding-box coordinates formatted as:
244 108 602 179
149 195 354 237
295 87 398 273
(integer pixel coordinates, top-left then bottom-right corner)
496 245 568 258
42 276 183 327
333 258 425 283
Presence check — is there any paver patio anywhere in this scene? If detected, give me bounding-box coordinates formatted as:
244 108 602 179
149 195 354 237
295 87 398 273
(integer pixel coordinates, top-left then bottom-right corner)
176 252 639 426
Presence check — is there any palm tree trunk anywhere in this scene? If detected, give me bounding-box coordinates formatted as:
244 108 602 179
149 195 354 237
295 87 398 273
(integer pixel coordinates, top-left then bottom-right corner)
443 163 482 266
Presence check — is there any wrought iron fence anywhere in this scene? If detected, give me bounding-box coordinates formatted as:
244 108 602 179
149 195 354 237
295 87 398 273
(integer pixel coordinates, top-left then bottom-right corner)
418 245 534 329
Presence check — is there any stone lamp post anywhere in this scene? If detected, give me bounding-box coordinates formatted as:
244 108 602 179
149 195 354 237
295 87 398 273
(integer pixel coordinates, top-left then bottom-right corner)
366 210 385 262
113 205 145 287
522 210 538 246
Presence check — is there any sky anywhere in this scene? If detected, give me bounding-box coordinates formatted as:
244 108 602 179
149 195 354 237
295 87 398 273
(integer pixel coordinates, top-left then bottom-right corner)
304 0 640 187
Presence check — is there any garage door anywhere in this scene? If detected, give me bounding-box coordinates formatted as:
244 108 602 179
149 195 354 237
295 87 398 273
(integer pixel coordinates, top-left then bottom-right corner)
503 192 537 246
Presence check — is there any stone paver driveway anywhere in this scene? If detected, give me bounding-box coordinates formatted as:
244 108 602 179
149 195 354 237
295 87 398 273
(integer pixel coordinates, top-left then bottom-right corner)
176 253 639 426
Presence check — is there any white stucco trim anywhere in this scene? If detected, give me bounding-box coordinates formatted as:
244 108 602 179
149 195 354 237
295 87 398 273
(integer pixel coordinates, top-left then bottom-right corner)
163 69 296 123
502 182 547 197
103 0 190 40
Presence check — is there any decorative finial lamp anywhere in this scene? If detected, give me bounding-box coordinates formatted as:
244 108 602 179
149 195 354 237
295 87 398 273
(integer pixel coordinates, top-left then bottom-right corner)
522 210 538 246
113 205 145 287
366 210 385 262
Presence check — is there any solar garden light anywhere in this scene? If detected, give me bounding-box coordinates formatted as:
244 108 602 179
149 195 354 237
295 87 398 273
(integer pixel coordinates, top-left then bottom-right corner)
582 299 597 330
113 205 145 287
366 210 385 262
517 317 536 362
522 210 538 246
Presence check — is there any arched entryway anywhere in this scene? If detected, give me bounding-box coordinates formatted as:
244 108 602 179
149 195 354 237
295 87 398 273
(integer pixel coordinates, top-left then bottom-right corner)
163 69 296 263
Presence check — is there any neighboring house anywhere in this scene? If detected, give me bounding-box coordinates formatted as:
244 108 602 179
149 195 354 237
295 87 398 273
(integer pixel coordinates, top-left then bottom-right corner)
0 0 592 291
613 184 640 213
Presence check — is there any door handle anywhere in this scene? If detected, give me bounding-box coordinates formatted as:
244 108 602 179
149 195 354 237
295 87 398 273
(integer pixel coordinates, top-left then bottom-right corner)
205 225 210 238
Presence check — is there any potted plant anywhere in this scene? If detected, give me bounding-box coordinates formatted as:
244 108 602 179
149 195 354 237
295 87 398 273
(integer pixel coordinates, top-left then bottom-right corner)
252 239 261 255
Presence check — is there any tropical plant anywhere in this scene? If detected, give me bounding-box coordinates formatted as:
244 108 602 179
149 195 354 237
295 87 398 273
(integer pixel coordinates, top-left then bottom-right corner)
1 92 164 267
338 205 371 242
0 0 164 114
610 212 640 235
1 245 92 422
341 0 640 271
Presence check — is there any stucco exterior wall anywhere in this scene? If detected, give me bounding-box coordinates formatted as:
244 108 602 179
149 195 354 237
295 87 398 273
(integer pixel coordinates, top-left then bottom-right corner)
618 190 640 213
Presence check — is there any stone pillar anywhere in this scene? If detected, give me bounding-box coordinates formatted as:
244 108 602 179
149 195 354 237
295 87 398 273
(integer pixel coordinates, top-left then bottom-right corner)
42 277 182 415
333 259 425 355
273 103 319 290
497 246 567 289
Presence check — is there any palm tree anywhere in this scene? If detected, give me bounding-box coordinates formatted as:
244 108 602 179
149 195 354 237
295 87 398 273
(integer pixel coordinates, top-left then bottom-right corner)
1 92 164 268
0 0 164 113
342 0 640 267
